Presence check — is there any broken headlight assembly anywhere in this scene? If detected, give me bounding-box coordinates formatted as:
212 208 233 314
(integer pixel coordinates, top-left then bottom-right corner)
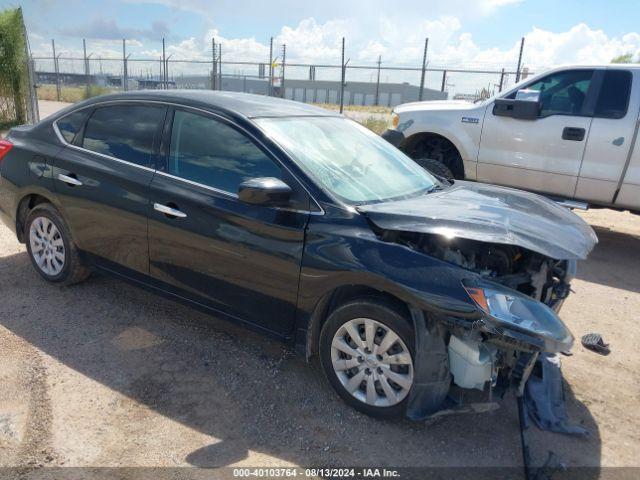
463 280 574 353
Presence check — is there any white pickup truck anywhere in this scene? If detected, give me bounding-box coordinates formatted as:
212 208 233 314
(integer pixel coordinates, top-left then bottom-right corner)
382 65 640 212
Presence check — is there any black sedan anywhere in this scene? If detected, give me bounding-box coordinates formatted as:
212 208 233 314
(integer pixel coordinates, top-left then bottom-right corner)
0 91 597 419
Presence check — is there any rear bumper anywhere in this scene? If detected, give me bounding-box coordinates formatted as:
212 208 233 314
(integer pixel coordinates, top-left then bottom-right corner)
381 129 405 149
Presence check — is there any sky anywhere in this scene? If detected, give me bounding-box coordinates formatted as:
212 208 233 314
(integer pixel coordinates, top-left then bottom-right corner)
3 0 640 94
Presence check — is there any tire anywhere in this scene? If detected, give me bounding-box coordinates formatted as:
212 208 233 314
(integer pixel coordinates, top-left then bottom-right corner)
415 157 454 181
25 203 90 285
319 298 415 419
412 136 463 179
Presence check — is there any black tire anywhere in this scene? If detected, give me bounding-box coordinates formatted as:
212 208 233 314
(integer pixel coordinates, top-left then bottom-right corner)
412 135 463 179
319 297 415 419
415 157 454 181
25 203 90 285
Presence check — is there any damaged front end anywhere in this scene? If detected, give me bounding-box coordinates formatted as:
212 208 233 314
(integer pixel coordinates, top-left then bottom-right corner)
387 231 578 421
356 181 598 423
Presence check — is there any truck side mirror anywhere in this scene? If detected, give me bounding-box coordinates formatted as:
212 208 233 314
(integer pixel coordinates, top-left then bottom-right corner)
493 89 541 120
493 99 540 120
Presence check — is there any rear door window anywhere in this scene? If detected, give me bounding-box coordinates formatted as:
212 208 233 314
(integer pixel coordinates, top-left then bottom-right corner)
594 70 632 119
82 104 165 167
57 109 89 144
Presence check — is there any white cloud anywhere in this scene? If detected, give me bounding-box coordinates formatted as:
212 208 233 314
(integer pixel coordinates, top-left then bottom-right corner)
29 12 640 94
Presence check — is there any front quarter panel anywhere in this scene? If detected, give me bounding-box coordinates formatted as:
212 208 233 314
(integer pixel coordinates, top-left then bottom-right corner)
297 207 480 327
396 103 489 180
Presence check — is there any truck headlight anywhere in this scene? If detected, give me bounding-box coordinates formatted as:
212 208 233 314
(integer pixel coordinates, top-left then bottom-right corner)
388 112 399 130
463 280 574 352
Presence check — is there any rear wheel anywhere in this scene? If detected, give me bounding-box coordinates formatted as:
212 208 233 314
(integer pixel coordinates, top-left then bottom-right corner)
25 204 89 285
319 298 415 418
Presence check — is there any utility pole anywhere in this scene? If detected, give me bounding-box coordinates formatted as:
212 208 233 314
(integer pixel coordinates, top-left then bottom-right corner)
374 55 381 106
418 38 429 101
515 37 525 83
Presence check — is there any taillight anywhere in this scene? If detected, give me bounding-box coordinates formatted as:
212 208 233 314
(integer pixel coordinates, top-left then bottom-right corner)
0 139 13 162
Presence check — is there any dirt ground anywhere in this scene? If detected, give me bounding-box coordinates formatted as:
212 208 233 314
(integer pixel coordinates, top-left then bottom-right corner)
0 100 639 477
0 201 639 476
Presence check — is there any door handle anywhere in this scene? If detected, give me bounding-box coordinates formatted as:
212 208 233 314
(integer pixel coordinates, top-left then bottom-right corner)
57 172 83 186
153 203 187 218
562 127 586 141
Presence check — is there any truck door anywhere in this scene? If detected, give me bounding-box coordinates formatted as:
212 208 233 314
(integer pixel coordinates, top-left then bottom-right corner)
577 69 638 204
477 68 596 197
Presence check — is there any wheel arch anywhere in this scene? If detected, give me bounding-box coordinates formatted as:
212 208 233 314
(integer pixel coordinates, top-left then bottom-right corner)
15 192 57 243
303 284 415 360
401 131 466 178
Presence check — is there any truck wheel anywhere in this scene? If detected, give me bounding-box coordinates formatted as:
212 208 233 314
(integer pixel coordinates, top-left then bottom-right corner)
412 136 463 178
415 157 454 180
319 298 415 419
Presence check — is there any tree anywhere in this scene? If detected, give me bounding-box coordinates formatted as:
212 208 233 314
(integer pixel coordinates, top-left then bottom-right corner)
611 53 635 64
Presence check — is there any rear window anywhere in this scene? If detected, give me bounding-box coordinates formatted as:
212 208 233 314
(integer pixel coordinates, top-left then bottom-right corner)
57 110 89 144
595 70 632 119
82 105 165 167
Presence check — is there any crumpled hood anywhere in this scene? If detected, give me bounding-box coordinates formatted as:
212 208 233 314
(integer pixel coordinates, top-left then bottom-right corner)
357 181 598 260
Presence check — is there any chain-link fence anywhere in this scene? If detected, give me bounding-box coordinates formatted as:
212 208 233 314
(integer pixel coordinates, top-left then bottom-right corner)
0 7 38 129
31 36 531 111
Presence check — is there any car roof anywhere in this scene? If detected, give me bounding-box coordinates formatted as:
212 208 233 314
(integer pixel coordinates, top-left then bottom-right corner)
77 90 340 119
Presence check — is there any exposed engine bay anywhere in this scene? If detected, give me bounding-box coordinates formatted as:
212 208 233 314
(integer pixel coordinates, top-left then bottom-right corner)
379 230 573 306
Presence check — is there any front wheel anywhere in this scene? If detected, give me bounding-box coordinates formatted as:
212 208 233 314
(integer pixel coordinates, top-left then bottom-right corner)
319 298 415 418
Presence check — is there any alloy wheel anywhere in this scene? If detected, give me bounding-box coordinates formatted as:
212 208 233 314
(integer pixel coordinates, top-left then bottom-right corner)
330 318 414 407
29 216 66 276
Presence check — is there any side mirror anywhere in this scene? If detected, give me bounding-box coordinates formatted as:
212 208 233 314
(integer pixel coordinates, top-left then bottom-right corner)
493 90 541 120
238 177 292 206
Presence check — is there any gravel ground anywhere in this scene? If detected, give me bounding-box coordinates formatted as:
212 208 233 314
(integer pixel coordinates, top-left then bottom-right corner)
0 203 639 475
0 100 638 477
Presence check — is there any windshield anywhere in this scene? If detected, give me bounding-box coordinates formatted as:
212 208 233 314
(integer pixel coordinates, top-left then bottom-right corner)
256 116 437 204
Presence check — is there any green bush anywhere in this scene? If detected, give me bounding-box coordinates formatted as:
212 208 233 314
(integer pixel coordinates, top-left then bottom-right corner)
0 7 29 129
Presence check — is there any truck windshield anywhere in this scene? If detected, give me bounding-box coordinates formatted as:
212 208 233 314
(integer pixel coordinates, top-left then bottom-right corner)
256 116 437 204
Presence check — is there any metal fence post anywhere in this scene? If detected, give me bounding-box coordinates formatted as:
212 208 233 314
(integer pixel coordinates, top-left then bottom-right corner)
165 54 172 88
374 55 381 106
498 68 505 92
441 70 447 92
218 44 222 90
418 37 428 101
268 37 273 96
83 39 90 97
122 39 128 91
515 37 525 83
339 37 345 113
280 44 286 98
20 8 39 123
51 39 61 101
211 38 216 90
161 38 166 89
